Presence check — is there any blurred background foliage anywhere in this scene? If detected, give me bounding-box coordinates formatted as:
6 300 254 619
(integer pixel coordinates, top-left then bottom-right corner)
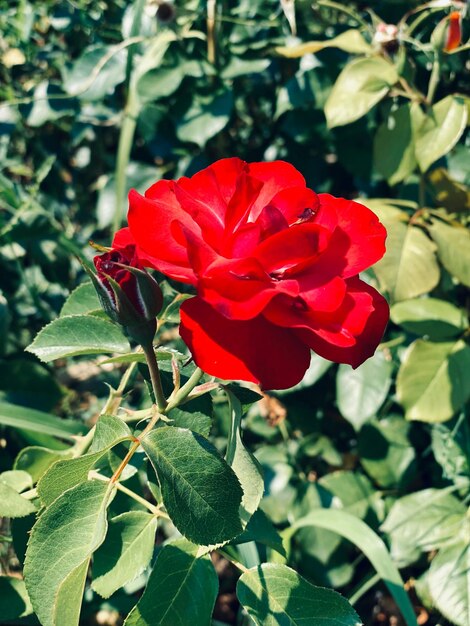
0 0 469 625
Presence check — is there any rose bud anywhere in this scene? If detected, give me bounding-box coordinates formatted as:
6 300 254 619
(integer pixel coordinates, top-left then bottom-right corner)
373 23 399 53
92 244 163 345
444 11 462 52
432 11 462 53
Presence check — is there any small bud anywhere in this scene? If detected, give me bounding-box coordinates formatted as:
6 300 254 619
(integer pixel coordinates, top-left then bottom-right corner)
92 244 163 345
444 11 462 52
373 23 399 54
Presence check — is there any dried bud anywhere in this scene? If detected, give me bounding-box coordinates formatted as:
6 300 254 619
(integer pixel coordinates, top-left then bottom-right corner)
156 1 176 24
92 244 163 345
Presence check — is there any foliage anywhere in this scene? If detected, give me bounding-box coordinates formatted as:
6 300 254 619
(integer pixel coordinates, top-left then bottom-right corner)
0 1 469 625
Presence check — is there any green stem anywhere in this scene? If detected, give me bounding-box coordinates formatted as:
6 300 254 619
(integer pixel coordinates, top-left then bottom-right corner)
348 572 381 605
112 87 140 234
125 0 146 91
90 470 164 515
101 361 138 416
426 52 441 104
166 367 204 411
317 0 370 30
142 343 167 412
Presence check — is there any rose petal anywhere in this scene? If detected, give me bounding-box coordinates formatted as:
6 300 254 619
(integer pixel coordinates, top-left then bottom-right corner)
198 257 284 320
180 297 311 390
268 186 320 226
128 186 197 284
265 277 389 367
253 223 330 277
174 158 246 248
317 194 387 277
112 227 135 250
247 161 308 220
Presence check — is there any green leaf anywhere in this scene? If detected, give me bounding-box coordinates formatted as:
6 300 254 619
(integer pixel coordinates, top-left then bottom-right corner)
166 407 212 438
319 471 385 523
391 298 467 339
62 44 126 101
24 480 115 626
0 483 36 517
60 282 101 317
141 427 243 545
237 563 361 626
397 339 470 422
431 420 470 487
428 218 470 287
0 576 33 621
38 416 132 506
358 417 416 489
325 57 398 128
0 469 32 491
276 29 372 57
381 489 467 567
176 90 233 147
282 510 417 626
26 315 130 362
373 221 439 302
92 511 158 598
0 401 84 440
124 539 219 626
427 541 470 626
336 351 393 430
415 96 468 172
136 60 204 103
89 414 133 453
14 446 73 483
374 103 418 185
233 509 286 557
225 389 264 527
26 81 76 127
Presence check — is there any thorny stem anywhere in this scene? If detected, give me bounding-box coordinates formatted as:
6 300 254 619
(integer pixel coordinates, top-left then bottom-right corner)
110 406 161 483
102 361 138 416
142 342 168 412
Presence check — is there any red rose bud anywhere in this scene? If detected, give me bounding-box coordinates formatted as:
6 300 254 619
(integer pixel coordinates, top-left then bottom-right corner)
444 11 462 52
93 244 163 345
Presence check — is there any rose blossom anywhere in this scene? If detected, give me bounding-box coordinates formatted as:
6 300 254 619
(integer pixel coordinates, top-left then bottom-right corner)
114 158 389 389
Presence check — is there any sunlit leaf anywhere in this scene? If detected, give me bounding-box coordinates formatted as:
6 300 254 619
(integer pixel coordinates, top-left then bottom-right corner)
325 57 398 128
24 480 115 626
397 339 470 422
26 315 130 362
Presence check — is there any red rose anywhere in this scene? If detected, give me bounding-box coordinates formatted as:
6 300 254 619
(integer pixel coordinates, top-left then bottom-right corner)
117 158 389 389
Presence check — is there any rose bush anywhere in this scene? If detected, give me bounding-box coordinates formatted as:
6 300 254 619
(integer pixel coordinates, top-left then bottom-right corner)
114 158 389 389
